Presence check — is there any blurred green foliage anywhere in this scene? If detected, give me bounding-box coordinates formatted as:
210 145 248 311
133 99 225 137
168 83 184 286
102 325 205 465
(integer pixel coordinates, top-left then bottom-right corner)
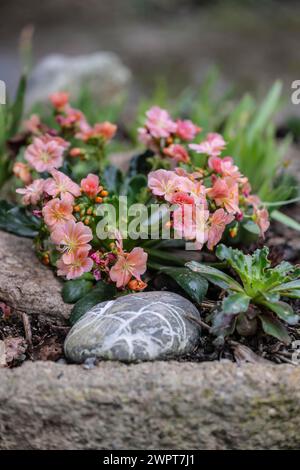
0 75 27 189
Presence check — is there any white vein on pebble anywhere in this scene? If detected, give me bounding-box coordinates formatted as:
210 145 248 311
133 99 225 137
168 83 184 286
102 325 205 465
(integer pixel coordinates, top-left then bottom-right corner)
65 293 199 361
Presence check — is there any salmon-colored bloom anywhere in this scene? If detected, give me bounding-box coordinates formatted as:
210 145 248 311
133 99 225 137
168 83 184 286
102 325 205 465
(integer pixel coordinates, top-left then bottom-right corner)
57 107 88 130
190 181 207 206
137 127 156 149
189 133 226 157
207 177 240 214
50 92 69 110
208 156 247 183
145 106 177 139
176 119 201 141
207 208 234 250
44 169 81 201
25 134 69 172
42 197 75 229
109 247 148 288
69 147 83 158
23 114 41 134
254 208 270 238
171 191 195 206
13 162 32 185
148 169 181 202
163 144 190 163
80 173 101 198
246 194 261 208
77 122 117 142
173 204 209 246
16 178 45 206
57 246 93 280
51 220 93 255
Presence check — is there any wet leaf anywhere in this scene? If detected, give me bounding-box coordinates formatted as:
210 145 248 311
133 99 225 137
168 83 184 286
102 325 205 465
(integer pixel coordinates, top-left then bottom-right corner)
259 313 291 344
62 279 94 304
159 266 208 304
222 292 250 315
70 281 116 325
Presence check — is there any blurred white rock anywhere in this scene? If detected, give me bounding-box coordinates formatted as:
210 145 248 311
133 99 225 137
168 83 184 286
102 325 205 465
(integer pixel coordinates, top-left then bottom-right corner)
26 52 131 108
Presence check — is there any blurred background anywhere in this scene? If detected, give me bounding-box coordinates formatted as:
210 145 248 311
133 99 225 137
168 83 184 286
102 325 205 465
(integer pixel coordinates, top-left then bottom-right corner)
1 0 300 109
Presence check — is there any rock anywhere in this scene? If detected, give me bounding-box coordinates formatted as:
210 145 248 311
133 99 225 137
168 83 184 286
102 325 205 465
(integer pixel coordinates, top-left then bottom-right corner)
0 230 71 325
64 291 201 363
0 360 300 449
26 52 131 108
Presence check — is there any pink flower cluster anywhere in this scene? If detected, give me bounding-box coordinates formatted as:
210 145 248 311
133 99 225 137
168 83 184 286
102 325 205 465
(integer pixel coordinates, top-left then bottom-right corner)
49 92 117 143
14 92 117 185
147 115 270 248
138 106 201 161
16 168 148 288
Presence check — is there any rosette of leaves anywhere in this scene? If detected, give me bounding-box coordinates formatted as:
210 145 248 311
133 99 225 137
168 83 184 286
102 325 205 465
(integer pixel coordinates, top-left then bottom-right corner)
187 245 300 344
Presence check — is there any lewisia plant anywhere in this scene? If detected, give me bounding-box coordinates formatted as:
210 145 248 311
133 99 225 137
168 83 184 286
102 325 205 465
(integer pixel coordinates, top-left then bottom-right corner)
14 93 148 291
140 106 270 250
14 100 269 294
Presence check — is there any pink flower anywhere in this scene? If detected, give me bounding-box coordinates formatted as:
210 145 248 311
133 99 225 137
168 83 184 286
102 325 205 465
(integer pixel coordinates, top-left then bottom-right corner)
189 133 226 157
246 194 261 208
137 127 155 149
57 246 93 280
207 209 234 250
23 114 41 134
80 173 101 198
176 119 201 141
148 169 180 202
207 177 240 214
44 170 81 201
208 156 247 183
13 162 32 185
145 106 177 139
77 122 117 142
42 197 75 229
25 134 69 172
163 144 190 163
190 181 207 206
109 247 148 288
173 204 209 246
254 208 270 238
51 220 93 255
170 192 195 206
16 178 45 206
49 92 69 110
57 107 87 130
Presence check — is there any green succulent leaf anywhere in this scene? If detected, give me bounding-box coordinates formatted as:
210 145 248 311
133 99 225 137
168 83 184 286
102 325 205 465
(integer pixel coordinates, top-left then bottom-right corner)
186 261 243 292
242 220 260 235
251 246 271 278
216 244 253 286
211 310 237 338
62 279 94 304
260 291 280 303
259 300 299 325
69 281 117 325
222 293 250 315
271 279 300 292
125 174 148 205
279 289 300 299
159 267 208 304
259 313 291 344
0 200 41 238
